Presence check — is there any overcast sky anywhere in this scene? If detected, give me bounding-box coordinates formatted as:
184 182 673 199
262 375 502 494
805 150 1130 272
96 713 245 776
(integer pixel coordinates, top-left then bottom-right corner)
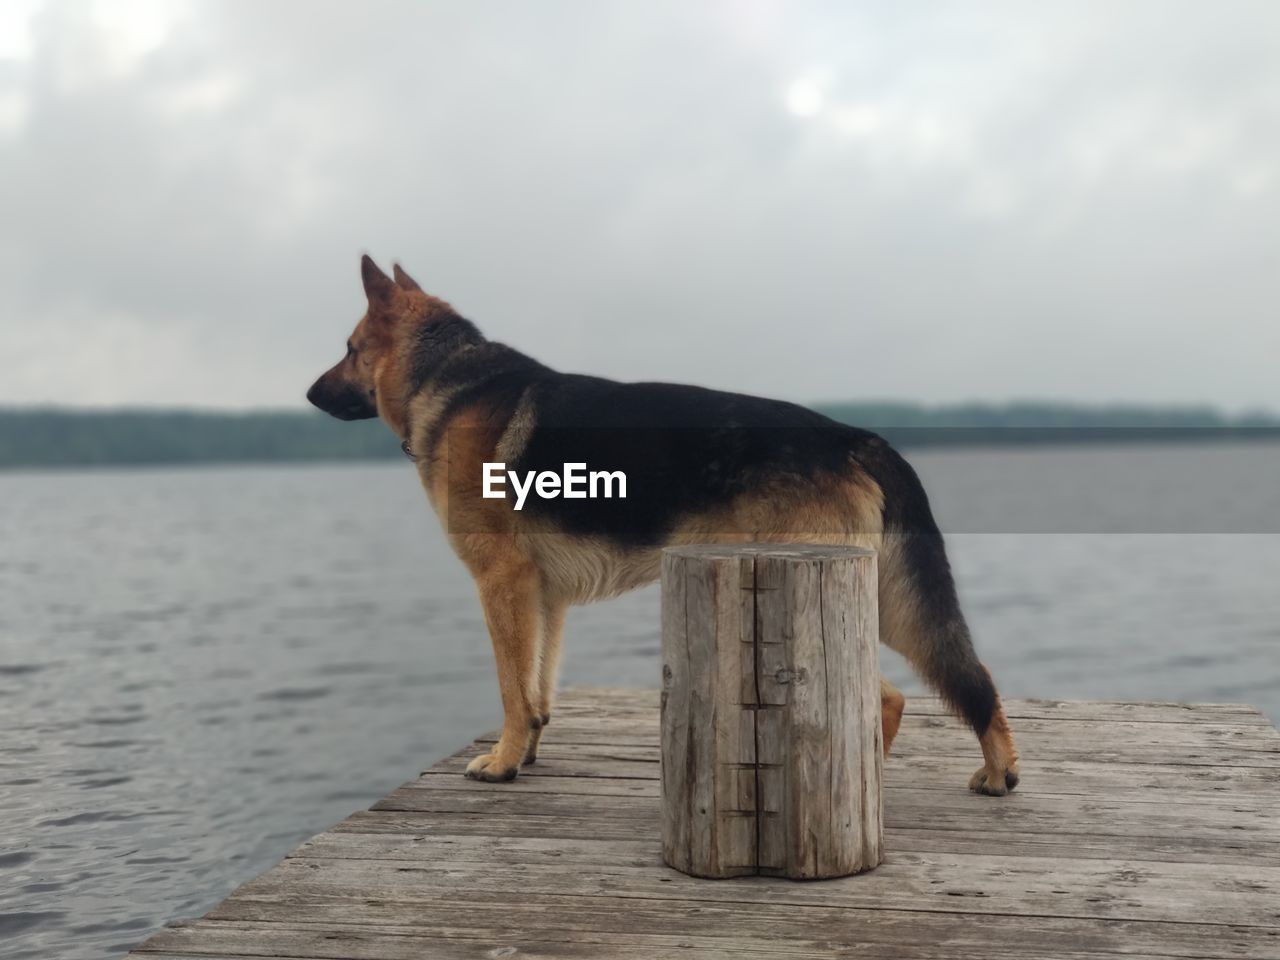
1 1 1277 411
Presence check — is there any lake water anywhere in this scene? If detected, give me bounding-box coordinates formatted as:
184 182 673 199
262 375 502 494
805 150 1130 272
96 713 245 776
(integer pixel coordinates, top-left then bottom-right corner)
2 444 1279 959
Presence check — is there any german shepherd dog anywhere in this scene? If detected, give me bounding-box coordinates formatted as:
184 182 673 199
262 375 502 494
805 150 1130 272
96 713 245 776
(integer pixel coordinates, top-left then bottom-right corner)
308 256 1020 795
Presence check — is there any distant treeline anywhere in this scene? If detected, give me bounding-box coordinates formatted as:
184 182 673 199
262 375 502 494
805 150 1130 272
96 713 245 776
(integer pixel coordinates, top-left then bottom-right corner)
0 409 399 468
813 401 1280 450
0 404 1277 469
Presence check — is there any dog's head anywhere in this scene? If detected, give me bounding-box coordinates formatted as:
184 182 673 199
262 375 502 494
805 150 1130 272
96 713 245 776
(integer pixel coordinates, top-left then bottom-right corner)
306 255 431 422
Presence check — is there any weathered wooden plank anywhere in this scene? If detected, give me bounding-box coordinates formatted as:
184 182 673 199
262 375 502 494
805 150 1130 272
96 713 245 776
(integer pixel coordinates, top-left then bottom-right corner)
298 824 1280 868
373 781 1280 848
531 714 1280 748
399 770 1280 836
429 751 1280 802
331 809 656 839
915 699 1275 726
195 903 1280 960
434 751 661 779
222 852 1280 929
293 832 661 866
886 826 1277 866
884 753 1280 799
135 916 1248 960
326 807 1280 865
138 936 888 960
517 711 1280 742
514 718 1280 767
429 751 1280 805
413 771 660 796
327 802 1280 863
371 785 657 818
559 689 1273 725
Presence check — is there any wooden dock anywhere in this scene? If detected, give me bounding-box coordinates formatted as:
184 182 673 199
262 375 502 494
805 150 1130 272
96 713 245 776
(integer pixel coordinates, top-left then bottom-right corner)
130 688 1280 959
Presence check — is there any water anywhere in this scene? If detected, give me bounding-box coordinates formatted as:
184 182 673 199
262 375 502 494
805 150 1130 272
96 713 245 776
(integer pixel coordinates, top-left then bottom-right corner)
2 445 1279 959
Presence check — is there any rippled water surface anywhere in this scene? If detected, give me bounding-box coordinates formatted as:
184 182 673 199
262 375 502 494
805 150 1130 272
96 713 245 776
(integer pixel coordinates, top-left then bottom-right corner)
2 447 1279 958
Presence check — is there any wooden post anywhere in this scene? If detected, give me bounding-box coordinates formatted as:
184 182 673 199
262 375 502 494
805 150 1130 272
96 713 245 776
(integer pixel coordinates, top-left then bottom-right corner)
660 543 882 880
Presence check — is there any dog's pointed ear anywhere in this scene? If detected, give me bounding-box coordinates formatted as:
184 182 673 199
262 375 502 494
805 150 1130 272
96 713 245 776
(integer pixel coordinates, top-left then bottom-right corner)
393 263 422 292
361 254 396 303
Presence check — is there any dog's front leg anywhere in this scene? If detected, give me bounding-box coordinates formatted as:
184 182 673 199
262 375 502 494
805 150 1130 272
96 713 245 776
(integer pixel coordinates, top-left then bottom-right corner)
524 599 567 766
466 560 542 783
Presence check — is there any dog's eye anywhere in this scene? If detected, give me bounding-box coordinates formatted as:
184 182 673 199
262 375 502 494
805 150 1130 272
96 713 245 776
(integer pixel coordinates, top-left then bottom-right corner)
346 343 357 358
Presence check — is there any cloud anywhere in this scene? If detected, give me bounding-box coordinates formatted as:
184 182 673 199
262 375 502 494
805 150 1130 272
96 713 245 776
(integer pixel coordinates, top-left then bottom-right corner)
1 0 1278 410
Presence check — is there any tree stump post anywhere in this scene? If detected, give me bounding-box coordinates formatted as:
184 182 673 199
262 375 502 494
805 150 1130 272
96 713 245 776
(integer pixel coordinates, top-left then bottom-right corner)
660 543 882 879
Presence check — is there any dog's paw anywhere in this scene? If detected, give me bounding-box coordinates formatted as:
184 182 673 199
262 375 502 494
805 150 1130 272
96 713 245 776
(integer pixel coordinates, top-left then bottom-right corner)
969 762 1020 796
465 752 519 783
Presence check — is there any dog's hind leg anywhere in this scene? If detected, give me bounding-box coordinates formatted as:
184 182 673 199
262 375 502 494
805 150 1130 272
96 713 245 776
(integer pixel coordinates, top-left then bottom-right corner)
965 676 1019 795
880 677 906 758
465 557 543 783
524 599 567 766
880 537 1020 795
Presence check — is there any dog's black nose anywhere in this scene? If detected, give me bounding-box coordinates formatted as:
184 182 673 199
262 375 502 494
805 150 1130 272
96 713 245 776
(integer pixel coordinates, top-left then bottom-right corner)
305 381 323 409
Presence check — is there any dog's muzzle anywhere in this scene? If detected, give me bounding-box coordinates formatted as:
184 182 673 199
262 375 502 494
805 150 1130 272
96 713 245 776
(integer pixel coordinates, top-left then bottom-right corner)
306 379 378 420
